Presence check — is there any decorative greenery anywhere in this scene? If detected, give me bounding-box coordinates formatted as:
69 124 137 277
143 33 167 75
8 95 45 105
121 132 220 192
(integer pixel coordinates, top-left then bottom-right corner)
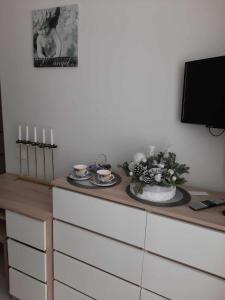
120 147 189 194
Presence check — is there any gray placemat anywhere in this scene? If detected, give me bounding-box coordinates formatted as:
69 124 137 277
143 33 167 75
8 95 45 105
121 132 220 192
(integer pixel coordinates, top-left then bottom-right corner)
126 185 191 207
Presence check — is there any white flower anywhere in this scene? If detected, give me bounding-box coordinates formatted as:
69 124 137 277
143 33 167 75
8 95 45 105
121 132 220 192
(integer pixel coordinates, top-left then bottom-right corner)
155 174 162 183
133 152 147 164
139 176 144 181
168 169 174 175
128 162 135 172
129 172 133 176
164 147 171 158
153 160 158 166
172 176 177 181
151 167 159 173
157 163 165 169
146 145 155 158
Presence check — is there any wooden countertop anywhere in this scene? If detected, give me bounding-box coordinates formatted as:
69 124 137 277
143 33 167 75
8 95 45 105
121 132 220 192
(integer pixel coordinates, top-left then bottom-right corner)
52 172 225 233
0 173 52 221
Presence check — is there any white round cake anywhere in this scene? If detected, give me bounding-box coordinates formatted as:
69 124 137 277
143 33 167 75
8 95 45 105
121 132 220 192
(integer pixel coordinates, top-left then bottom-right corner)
130 183 176 202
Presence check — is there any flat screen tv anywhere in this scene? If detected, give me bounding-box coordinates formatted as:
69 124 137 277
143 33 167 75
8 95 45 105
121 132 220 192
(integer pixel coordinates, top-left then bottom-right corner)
181 55 225 129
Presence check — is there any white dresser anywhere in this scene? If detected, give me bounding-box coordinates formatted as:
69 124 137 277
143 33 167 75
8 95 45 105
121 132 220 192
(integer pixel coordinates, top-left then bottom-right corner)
52 180 225 300
53 187 144 300
0 174 52 300
6 210 52 300
142 214 225 300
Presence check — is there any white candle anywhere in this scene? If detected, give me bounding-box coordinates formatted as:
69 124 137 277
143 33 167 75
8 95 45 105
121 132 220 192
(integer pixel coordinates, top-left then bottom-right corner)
34 127 37 143
50 129 54 146
26 125 29 141
18 125 22 140
42 128 46 144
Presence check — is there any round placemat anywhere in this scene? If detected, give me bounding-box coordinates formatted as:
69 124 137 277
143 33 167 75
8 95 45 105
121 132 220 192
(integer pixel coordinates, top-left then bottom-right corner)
126 185 191 207
67 173 122 189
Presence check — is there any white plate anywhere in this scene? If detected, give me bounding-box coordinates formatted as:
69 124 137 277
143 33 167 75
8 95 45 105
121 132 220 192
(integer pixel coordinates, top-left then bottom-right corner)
68 173 92 181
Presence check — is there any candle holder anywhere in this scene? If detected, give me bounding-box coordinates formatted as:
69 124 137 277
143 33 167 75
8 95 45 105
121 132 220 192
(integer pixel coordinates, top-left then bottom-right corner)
16 140 23 175
25 141 31 176
37 142 58 180
16 140 31 176
31 142 39 177
16 140 30 145
16 139 58 185
47 144 58 180
38 143 48 180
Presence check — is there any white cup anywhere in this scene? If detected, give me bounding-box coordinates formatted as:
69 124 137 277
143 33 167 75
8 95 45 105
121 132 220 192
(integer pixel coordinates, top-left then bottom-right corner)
97 169 112 182
73 164 88 177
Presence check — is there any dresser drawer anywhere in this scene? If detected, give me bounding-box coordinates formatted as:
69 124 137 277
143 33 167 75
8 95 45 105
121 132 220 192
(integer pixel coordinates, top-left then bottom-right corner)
141 289 168 300
54 220 143 285
145 213 225 278
142 252 225 300
53 188 146 248
9 268 47 300
54 281 93 300
8 239 47 282
54 251 140 300
6 210 46 250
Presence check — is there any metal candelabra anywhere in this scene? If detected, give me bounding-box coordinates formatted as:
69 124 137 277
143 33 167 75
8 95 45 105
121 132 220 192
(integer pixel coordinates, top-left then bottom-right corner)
16 139 58 183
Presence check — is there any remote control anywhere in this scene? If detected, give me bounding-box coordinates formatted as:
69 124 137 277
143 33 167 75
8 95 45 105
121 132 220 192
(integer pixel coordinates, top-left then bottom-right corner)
189 199 225 211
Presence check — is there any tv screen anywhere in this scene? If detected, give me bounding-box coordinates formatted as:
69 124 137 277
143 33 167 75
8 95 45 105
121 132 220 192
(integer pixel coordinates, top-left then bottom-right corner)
181 55 225 129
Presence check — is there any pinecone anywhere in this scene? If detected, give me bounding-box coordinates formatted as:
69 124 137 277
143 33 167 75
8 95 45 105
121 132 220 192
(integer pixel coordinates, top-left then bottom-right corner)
133 164 145 176
142 170 154 184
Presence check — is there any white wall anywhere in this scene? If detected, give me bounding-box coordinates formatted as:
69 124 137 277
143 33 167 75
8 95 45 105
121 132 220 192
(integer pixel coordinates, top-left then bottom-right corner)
1 0 225 191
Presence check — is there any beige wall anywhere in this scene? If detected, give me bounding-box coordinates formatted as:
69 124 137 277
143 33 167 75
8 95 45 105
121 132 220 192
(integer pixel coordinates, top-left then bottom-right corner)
1 0 225 190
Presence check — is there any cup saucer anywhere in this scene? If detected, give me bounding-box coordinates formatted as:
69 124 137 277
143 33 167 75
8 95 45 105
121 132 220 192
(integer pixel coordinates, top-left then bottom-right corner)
68 172 92 181
89 174 116 186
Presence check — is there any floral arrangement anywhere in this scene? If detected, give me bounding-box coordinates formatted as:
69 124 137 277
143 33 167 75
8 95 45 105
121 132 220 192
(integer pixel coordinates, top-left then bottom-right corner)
120 146 189 194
